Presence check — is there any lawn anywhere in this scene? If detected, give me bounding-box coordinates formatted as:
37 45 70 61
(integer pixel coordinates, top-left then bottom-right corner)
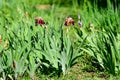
0 0 120 80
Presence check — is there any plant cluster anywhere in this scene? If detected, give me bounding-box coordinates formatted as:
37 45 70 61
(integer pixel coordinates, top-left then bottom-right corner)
0 0 120 80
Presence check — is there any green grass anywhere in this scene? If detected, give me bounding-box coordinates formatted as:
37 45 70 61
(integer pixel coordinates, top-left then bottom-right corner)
0 0 120 80
17 54 120 80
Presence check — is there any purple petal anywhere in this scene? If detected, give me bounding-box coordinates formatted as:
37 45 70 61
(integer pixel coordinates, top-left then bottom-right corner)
78 20 82 27
78 14 80 19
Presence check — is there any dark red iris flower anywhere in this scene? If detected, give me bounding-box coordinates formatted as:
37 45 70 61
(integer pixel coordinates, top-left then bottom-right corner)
64 17 74 26
35 17 45 26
